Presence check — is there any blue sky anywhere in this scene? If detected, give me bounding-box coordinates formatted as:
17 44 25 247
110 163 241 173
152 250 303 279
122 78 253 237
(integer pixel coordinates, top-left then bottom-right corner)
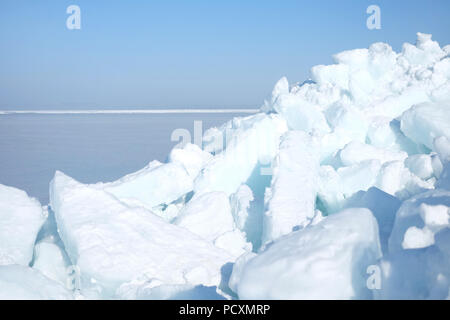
1 0 449 109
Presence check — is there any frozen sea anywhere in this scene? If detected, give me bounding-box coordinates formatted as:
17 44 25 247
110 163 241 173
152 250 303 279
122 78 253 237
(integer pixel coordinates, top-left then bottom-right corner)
0 111 253 205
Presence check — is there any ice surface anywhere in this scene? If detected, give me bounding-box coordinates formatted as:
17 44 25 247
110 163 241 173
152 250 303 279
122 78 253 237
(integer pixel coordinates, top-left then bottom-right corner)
339 141 407 167
175 192 234 242
375 244 450 299
0 184 46 266
262 131 319 244
117 279 227 300
400 101 450 150
317 160 381 213
434 136 450 163
405 154 434 180
228 251 257 295
376 186 450 299
32 240 70 285
344 187 401 254
375 160 434 200
50 171 233 298
389 189 450 253
169 143 213 179
0 265 73 300
230 184 254 231
102 160 194 210
235 208 382 299
174 191 251 257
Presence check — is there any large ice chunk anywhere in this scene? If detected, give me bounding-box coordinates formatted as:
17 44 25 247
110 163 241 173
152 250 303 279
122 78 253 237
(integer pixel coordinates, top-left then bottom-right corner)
344 187 401 254
405 154 435 180
389 189 450 253
168 143 213 179
262 77 331 133
50 171 233 298
317 160 381 213
375 160 434 200
400 101 450 150
403 33 447 67
0 184 46 266
102 160 194 210
377 188 450 299
262 131 319 244
235 208 382 299
339 141 407 167
194 113 288 196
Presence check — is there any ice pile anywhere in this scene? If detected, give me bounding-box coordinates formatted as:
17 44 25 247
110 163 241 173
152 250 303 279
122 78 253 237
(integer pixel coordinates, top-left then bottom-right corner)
0 33 449 299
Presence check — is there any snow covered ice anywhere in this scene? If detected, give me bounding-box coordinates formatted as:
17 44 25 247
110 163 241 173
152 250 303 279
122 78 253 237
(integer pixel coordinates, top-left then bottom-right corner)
1 32 450 299
50 171 234 298
262 131 319 244
0 265 73 300
234 208 382 299
0 184 46 266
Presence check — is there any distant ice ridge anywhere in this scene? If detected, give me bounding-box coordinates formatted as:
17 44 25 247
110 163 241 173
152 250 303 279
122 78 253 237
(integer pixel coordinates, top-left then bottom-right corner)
0 109 259 115
0 32 449 299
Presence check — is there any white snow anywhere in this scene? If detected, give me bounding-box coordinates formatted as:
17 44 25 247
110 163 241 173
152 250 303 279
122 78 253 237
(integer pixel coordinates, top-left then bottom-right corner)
175 192 234 242
234 208 382 299
174 191 251 257
401 101 450 150
102 161 194 210
169 143 213 179
0 184 46 266
405 154 435 180
317 160 381 213
0 265 73 300
339 141 407 167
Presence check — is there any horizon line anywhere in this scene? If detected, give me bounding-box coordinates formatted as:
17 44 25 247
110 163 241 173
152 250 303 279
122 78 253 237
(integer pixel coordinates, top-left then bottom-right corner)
0 108 260 115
